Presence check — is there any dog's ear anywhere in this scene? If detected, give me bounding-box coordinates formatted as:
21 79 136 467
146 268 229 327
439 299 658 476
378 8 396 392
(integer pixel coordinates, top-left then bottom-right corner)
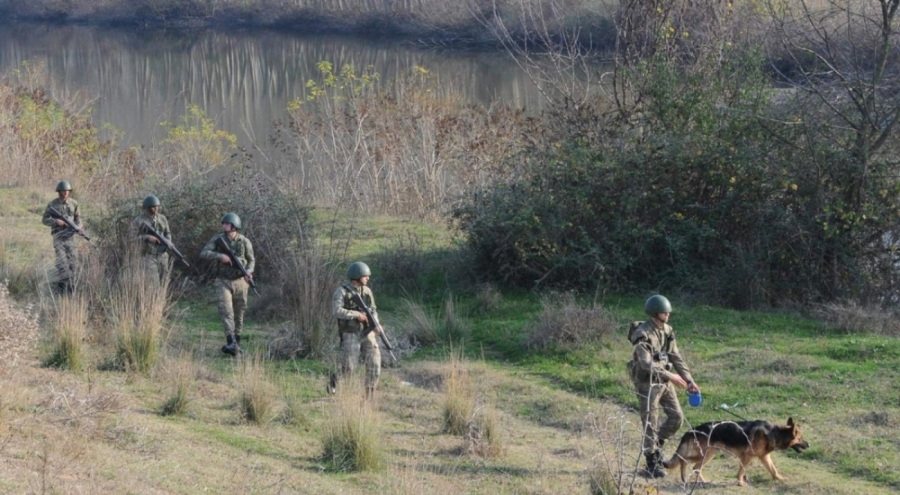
787 417 794 427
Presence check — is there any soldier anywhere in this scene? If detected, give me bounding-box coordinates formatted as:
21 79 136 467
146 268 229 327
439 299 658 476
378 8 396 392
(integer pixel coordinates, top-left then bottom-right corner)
329 261 382 399
627 295 701 478
131 195 171 282
200 213 255 356
41 181 81 294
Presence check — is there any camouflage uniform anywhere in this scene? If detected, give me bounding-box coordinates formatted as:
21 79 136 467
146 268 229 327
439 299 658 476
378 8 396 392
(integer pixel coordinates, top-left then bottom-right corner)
332 284 381 390
627 320 695 456
131 212 171 282
200 233 255 342
41 197 81 293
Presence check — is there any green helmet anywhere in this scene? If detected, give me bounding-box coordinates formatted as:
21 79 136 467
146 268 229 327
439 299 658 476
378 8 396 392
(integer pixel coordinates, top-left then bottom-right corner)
347 261 371 280
644 295 673 316
142 195 161 209
55 181 73 192
221 212 242 230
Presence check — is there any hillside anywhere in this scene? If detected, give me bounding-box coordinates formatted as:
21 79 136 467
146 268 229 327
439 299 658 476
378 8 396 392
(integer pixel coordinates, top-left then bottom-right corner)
1 187 898 495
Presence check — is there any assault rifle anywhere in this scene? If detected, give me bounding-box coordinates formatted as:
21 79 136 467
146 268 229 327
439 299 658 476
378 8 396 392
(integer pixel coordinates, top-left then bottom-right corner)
215 236 259 295
48 206 92 242
141 220 189 267
349 291 397 363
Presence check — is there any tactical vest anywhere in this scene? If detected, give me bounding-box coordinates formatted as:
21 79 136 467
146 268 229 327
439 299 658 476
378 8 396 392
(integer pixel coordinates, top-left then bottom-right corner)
337 285 373 334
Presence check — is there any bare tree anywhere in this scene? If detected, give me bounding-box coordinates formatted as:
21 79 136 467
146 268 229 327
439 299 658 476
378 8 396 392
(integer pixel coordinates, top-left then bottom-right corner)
764 0 900 300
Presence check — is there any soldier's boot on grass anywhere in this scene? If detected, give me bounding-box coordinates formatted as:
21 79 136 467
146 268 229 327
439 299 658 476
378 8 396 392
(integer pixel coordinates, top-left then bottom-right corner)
222 333 238 356
644 451 666 478
326 373 338 395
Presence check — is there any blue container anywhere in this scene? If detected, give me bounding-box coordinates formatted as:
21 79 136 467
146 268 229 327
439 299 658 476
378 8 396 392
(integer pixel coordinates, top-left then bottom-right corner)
688 391 702 407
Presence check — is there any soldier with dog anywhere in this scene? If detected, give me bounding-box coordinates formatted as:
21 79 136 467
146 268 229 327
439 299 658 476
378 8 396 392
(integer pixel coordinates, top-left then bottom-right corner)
627 294 702 478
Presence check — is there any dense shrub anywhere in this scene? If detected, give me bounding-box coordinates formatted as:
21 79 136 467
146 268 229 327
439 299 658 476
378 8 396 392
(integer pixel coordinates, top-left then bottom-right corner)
91 169 312 298
453 44 900 307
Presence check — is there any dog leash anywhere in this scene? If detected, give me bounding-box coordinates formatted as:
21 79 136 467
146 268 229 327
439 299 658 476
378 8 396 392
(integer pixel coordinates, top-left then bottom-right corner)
716 405 749 422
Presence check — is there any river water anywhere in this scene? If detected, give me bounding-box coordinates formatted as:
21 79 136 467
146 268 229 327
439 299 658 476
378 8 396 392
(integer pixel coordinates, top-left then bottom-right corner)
0 22 542 149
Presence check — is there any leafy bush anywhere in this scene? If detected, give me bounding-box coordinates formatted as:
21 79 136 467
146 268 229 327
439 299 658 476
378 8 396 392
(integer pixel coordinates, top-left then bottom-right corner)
453 45 877 307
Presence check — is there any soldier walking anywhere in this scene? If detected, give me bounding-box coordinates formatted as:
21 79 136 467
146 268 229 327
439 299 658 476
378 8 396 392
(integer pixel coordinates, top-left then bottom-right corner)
627 295 702 478
41 181 81 294
329 261 382 399
200 213 255 356
131 195 171 283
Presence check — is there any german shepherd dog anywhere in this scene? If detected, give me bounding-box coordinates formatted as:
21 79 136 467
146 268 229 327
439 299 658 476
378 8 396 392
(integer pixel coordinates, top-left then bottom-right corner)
662 417 809 486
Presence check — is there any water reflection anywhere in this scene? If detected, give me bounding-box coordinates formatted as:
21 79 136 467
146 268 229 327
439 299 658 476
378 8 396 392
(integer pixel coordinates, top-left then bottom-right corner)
0 23 542 148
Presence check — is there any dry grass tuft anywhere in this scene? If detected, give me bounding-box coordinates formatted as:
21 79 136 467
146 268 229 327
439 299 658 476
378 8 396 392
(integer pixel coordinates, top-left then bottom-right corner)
525 292 618 350
235 353 279 425
441 348 474 436
586 412 637 495
399 294 470 346
474 283 502 312
398 298 439 345
814 301 900 336
440 295 470 344
466 405 504 458
108 261 170 374
42 293 88 371
40 383 123 429
274 244 340 358
321 376 385 472
158 354 197 416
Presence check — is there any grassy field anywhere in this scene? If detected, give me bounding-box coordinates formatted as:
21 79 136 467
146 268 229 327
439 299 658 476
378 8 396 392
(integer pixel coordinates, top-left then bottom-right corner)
1 185 898 494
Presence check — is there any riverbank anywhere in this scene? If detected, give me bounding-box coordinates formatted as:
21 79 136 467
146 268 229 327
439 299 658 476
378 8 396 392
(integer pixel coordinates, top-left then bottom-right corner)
0 0 616 50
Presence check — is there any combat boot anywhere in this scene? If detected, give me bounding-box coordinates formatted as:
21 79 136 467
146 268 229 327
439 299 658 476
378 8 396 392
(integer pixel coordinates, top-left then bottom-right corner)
644 451 666 478
326 373 337 395
222 334 237 356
